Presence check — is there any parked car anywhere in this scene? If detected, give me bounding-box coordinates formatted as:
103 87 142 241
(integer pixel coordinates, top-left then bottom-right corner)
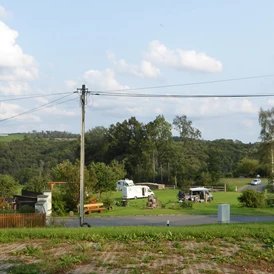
250 179 261 185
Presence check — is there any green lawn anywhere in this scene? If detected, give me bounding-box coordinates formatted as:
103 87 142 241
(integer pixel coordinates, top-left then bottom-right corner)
82 190 274 217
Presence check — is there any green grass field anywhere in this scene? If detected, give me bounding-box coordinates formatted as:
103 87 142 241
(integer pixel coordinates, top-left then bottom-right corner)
0 134 26 142
82 189 274 217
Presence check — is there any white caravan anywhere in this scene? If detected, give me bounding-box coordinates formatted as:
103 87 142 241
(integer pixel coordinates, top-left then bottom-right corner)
116 179 134 191
122 185 154 199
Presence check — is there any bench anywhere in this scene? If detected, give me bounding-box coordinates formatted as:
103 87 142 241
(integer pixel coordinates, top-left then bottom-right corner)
84 203 106 214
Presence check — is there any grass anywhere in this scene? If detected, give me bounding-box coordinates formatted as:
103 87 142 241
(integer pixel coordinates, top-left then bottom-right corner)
77 189 274 217
0 134 26 142
1 224 274 273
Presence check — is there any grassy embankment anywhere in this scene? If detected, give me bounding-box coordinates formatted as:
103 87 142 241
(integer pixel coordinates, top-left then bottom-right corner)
1 223 274 273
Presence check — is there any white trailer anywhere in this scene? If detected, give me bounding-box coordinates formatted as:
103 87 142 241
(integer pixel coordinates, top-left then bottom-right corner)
122 185 154 199
116 179 134 191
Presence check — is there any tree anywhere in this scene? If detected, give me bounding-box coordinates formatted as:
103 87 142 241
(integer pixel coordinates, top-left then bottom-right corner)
89 162 117 197
85 126 108 164
258 107 274 184
0 174 19 198
171 115 204 188
145 115 173 182
234 158 259 178
173 115 201 141
52 160 93 210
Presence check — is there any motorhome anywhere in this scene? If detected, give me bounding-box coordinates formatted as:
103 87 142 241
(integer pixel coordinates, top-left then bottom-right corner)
179 187 213 202
116 179 134 191
122 185 154 199
188 187 213 202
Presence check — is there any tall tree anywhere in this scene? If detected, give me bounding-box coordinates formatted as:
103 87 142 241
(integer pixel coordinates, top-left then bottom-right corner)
172 115 204 188
145 115 173 182
258 107 274 184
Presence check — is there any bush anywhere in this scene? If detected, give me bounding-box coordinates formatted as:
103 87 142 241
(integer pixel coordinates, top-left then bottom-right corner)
238 189 265 208
179 200 193 209
18 205 35 213
101 193 115 208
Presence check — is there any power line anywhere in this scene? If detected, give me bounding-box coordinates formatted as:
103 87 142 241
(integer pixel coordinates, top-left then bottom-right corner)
0 93 77 123
92 92 274 98
91 74 274 93
0 92 73 102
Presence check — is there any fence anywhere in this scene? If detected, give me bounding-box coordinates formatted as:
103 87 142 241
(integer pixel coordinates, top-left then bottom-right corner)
165 184 226 191
0 213 46 229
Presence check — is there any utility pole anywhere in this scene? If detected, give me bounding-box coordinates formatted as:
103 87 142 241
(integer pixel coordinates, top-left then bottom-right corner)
77 84 88 227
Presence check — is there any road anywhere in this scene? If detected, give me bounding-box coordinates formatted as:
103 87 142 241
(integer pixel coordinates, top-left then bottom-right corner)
238 181 268 192
56 214 274 228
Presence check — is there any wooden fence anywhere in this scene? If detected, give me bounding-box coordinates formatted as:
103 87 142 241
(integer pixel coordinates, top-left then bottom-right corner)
0 213 46 229
165 185 226 191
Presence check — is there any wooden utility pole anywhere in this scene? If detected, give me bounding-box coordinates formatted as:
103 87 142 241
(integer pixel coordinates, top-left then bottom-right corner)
77 84 88 227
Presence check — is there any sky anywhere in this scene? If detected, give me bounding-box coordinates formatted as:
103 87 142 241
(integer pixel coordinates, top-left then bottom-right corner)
0 1 274 143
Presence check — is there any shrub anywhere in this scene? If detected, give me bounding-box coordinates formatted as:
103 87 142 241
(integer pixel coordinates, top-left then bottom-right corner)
18 205 35 213
101 192 115 208
179 200 193 209
238 189 265 208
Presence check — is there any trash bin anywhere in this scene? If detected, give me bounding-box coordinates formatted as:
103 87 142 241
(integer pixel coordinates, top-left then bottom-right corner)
218 204 230 223
122 200 128 207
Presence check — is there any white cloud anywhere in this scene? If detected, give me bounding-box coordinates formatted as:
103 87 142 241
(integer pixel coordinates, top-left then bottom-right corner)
0 21 38 93
84 68 129 90
0 5 12 20
65 80 77 89
107 51 161 79
145 40 223 73
0 102 40 122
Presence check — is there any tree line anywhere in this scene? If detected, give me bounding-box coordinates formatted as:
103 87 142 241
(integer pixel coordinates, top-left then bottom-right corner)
2 109 274 212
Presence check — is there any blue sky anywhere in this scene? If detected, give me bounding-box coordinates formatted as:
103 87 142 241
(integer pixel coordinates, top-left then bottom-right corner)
0 1 274 142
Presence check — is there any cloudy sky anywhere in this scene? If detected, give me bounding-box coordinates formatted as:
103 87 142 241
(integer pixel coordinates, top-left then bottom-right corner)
0 1 274 143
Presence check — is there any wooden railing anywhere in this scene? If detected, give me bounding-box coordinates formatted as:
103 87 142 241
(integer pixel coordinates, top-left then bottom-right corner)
0 213 46 228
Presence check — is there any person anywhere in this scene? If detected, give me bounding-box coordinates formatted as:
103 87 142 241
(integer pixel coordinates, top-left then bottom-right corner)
177 189 185 201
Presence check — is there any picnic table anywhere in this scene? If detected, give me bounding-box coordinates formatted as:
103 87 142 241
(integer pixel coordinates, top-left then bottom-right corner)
84 203 106 214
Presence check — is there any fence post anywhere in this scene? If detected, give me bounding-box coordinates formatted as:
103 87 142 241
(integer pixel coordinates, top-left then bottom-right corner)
224 184 226 192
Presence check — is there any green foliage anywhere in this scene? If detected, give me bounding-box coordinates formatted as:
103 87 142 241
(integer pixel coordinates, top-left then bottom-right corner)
23 176 49 193
7 263 42 274
234 157 259 177
179 200 193 209
52 160 92 210
101 192 115 208
0 174 19 198
238 189 266 208
89 162 116 196
52 189 67 216
18 205 35 213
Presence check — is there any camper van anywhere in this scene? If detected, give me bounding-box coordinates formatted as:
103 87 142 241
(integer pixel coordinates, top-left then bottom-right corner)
188 187 213 202
122 185 154 199
116 179 134 191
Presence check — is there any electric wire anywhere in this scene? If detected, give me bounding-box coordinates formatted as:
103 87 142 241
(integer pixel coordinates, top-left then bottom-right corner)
0 93 77 123
91 92 274 98
90 74 274 93
0 92 73 102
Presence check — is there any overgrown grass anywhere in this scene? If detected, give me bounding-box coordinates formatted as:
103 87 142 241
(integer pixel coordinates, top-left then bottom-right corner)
0 222 274 242
1 224 274 273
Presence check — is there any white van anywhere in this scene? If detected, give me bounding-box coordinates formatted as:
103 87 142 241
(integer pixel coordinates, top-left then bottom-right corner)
188 187 213 202
116 179 134 191
122 185 154 199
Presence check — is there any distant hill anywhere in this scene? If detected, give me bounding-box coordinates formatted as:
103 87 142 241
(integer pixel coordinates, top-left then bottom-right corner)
0 131 80 142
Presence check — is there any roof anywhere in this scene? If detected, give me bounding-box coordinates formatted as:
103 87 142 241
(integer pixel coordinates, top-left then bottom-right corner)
190 187 210 191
